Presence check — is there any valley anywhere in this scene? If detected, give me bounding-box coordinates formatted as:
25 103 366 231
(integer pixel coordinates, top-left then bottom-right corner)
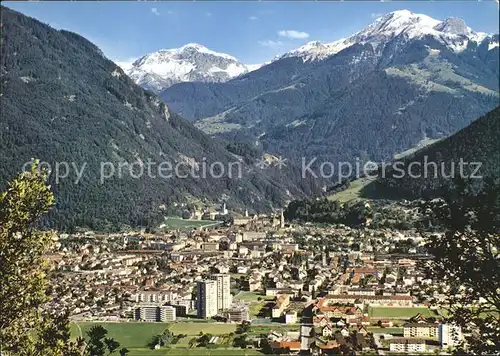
0 3 498 356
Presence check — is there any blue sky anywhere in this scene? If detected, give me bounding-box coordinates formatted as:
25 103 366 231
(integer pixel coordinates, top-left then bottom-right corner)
5 1 499 65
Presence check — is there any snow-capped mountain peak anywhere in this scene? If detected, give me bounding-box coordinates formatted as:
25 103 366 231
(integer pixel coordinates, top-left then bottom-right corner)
124 44 260 93
174 43 238 61
434 17 472 37
277 38 349 62
280 10 495 62
368 10 440 35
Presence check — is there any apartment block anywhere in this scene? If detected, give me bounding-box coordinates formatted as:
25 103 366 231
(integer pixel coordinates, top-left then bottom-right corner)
389 338 426 353
196 280 218 319
134 305 176 322
227 305 249 323
209 274 231 311
403 323 438 338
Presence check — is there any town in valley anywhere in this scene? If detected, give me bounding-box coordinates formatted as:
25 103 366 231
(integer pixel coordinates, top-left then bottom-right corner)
47 204 463 355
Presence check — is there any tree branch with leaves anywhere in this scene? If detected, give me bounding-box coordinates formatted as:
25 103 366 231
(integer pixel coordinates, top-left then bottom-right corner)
419 178 500 354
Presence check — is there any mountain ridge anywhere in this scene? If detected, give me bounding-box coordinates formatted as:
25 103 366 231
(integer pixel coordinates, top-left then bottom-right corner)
122 43 262 93
125 9 499 93
0 6 322 230
159 9 499 173
361 106 500 199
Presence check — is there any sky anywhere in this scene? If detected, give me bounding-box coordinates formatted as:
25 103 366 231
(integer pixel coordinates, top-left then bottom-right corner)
4 1 500 65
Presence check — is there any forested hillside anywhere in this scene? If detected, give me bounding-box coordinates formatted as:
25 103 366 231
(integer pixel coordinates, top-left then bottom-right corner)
161 12 499 166
362 106 500 199
0 6 320 231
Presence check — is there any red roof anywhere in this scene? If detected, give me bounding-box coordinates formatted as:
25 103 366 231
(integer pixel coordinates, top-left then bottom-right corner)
271 341 301 350
327 294 412 301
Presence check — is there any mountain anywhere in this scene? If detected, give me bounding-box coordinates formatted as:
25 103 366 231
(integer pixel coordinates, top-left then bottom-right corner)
124 43 261 93
277 11 495 61
160 10 499 169
275 39 352 62
0 6 318 231
361 106 500 199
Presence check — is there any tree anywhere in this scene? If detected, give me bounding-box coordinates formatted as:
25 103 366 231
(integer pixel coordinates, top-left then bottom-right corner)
104 338 120 355
119 348 129 356
85 326 106 355
259 335 273 354
233 334 248 348
148 329 173 349
85 325 120 356
236 321 251 334
420 178 500 354
0 162 83 355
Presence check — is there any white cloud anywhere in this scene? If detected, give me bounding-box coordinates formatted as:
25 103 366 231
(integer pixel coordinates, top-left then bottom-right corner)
258 40 284 48
371 12 384 19
249 16 258 21
278 30 310 40
151 8 160 16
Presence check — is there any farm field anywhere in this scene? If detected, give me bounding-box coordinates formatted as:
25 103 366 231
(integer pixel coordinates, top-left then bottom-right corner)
100 348 263 356
327 177 373 202
368 307 440 319
70 321 169 348
70 321 259 356
249 325 300 335
163 217 221 231
233 291 266 302
168 323 237 335
233 291 274 318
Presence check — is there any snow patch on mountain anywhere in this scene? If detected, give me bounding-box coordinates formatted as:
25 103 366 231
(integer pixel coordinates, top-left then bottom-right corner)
276 39 350 61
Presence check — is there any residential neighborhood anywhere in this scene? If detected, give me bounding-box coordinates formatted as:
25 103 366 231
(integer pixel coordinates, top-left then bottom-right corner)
44 212 464 354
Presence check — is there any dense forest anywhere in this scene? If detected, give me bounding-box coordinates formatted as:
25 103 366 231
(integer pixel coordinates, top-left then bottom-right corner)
284 198 373 227
362 106 500 199
0 6 323 231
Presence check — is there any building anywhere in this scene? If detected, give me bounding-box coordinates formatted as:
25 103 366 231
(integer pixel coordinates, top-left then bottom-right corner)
226 305 249 323
266 288 299 297
202 242 219 251
197 280 218 319
168 301 191 317
325 294 413 307
403 323 438 338
280 244 299 252
159 306 176 322
315 298 363 320
135 306 158 322
210 274 231 311
134 306 176 322
272 294 291 318
313 315 332 328
322 325 335 337
285 311 298 324
346 288 376 296
242 231 266 240
270 341 301 354
439 324 463 349
233 217 252 227
133 290 174 303
389 338 426 353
